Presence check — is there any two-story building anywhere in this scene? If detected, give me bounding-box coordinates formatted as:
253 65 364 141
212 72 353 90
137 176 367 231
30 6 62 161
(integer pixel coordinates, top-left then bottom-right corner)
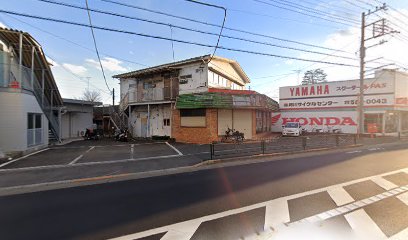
0 27 63 155
272 69 408 135
114 55 278 143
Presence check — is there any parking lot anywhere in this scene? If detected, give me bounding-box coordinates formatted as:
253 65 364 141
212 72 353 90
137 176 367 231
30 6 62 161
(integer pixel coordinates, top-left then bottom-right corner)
0 134 361 171
0 140 209 170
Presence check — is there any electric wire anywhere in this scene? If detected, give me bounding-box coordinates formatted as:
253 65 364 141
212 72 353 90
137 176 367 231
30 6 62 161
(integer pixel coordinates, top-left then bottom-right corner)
0 9 360 67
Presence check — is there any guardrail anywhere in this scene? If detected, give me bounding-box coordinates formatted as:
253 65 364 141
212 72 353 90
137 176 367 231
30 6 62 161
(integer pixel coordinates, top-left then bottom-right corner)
209 134 357 160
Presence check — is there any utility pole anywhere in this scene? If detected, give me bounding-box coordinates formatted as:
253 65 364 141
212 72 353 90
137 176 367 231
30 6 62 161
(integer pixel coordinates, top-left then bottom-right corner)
112 88 115 106
357 3 396 136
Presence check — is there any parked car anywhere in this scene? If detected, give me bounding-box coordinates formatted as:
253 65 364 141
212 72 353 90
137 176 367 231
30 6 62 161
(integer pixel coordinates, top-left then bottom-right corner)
282 122 304 136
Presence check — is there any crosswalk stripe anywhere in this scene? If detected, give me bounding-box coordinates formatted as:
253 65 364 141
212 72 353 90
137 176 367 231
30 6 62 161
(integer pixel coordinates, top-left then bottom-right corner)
264 199 290 230
397 192 408 206
344 209 386 240
371 176 399 190
327 186 355 206
160 221 201 240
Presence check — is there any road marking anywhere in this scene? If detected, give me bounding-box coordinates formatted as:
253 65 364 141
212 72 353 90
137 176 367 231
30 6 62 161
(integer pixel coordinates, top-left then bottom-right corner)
289 184 408 226
160 221 201 240
264 199 290 230
0 148 49 168
367 147 385 151
0 154 182 172
327 186 355 206
346 150 362 154
69 154 83 165
397 192 408 206
85 146 95 153
110 167 408 240
166 142 183 156
72 173 131 183
390 226 408 240
371 176 398 190
345 209 386 240
130 144 134 159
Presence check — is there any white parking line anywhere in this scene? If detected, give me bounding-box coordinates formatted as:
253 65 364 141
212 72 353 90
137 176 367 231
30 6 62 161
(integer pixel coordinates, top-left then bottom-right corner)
130 144 134 159
0 148 50 168
166 142 183 156
69 155 83 165
85 146 95 153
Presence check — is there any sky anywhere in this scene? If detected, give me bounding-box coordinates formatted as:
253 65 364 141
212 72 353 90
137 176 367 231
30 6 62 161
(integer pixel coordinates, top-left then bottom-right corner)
1 0 407 103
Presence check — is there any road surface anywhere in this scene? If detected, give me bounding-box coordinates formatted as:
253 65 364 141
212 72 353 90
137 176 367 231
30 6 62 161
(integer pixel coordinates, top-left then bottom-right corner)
1 143 408 240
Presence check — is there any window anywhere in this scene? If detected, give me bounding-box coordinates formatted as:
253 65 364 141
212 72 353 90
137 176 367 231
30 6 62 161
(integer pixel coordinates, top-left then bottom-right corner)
180 109 206 127
179 74 192 84
27 113 43 146
180 109 206 117
143 81 156 89
163 118 170 126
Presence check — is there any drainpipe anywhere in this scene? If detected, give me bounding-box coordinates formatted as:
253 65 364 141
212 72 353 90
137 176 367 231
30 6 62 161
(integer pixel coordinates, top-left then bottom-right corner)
18 33 22 88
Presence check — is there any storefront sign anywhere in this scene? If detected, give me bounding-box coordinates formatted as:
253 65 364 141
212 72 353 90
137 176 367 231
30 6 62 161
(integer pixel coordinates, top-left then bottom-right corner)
271 111 358 133
280 95 394 110
280 78 394 99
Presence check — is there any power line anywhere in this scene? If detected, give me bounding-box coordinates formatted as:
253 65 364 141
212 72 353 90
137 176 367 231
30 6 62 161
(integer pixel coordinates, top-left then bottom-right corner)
0 9 359 67
299 0 361 16
252 0 355 26
227 8 339 29
35 0 358 60
100 0 352 53
261 0 360 24
84 0 111 93
3 13 149 67
181 0 227 64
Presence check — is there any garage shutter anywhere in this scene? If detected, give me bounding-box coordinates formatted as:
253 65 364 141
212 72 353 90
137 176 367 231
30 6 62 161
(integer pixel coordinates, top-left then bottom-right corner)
218 109 233 135
232 110 252 139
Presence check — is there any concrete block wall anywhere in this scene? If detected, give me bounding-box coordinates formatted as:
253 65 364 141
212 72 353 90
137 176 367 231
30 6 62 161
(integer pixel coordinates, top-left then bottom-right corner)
172 108 218 144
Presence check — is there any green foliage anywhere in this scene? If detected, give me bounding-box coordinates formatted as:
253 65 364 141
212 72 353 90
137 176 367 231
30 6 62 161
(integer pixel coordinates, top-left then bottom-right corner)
301 68 328 85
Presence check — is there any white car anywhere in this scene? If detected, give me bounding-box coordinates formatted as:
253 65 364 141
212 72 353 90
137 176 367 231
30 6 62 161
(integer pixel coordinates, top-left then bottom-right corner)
282 122 304 136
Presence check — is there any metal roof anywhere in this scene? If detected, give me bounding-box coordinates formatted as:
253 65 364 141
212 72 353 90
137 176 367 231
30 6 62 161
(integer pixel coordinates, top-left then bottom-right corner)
0 27 63 106
63 98 102 106
113 55 251 83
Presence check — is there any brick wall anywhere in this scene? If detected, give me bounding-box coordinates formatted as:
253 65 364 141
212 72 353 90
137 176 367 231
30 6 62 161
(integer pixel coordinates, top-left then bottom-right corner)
172 108 218 144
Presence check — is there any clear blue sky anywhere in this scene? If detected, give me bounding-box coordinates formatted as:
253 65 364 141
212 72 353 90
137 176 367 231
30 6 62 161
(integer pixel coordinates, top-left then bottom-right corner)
1 0 407 103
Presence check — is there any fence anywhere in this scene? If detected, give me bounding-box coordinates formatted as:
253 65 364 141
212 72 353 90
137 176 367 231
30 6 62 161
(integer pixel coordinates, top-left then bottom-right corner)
209 134 357 160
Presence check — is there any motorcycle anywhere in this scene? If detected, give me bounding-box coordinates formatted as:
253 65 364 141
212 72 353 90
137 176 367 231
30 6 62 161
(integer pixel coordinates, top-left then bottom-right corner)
83 128 100 140
114 128 129 142
224 127 245 142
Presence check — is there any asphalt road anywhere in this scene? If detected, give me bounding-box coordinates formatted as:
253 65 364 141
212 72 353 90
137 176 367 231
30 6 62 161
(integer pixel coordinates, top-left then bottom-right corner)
1 143 408 240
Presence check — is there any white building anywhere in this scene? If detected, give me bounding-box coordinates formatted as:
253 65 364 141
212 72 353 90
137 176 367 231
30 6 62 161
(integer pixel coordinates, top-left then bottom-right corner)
272 69 408 135
0 28 63 155
61 99 100 140
114 55 249 138
115 55 278 143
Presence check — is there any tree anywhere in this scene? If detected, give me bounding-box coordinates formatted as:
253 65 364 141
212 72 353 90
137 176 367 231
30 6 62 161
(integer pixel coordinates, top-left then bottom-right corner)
80 89 102 102
301 68 328 85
